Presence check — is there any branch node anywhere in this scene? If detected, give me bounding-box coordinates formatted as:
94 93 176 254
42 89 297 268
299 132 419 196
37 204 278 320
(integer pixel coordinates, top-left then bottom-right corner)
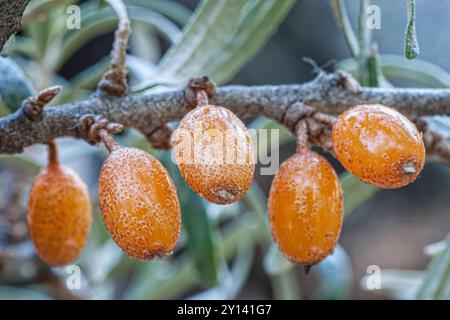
145 125 173 150
311 112 337 126
416 117 450 165
305 118 334 153
76 114 123 145
335 69 362 93
22 86 61 121
281 101 316 132
185 76 216 108
98 0 131 97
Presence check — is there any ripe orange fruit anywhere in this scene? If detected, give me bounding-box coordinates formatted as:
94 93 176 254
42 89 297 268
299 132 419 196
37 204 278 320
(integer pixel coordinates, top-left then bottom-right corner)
98 147 181 260
172 105 255 204
332 104 425 188
28 148 91 266
268 150 343 266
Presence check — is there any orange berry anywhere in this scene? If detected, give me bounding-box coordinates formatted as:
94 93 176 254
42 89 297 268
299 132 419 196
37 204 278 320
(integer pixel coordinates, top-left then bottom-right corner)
28 156 91 266
268 150 343 266
98 147 181 260
172 105 255 204
332 104 425 188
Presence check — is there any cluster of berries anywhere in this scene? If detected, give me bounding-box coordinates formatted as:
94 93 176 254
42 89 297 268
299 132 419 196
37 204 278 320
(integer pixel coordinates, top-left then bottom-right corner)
27 101 425 267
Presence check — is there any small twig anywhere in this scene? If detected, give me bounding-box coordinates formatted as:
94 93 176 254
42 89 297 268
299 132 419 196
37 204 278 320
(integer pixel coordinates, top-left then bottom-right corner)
98 0 131 96
22 86 61 121
98 129 120 153
295 120 309 153
311 112 337 126
47 140 59 166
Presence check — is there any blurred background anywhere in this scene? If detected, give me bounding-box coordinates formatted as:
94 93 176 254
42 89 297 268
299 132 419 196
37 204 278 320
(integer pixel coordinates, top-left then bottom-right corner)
0 0 449 300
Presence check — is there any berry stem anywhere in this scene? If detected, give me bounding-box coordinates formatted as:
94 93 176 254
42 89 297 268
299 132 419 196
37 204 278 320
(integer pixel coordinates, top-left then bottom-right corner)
47 140 59 167
295 120 309 153
98 129 120 153
196 90 209 106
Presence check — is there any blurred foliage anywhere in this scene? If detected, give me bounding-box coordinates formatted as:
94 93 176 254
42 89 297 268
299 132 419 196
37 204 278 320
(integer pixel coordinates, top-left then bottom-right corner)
0 0 449 300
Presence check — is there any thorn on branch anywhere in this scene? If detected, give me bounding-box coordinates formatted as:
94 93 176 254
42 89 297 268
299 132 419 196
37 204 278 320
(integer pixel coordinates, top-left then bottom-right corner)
98 0 131 97
22 86 61 121
302 57 325 75
302 57 336 75
76 114 123 146
335 69 362 93
185 76 216 107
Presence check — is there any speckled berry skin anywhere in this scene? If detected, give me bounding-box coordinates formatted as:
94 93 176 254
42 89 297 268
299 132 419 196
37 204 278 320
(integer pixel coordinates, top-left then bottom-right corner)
332 104 425 188
28 163 91 266
172 105 255 205
268 150 343 266
98 147 181 260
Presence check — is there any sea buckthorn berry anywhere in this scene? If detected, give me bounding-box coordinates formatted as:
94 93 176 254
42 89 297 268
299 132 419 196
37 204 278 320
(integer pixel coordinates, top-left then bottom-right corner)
98 146 181 260
268 150 343 266
28 142 91 266
172 105 255 205
332 104 425 188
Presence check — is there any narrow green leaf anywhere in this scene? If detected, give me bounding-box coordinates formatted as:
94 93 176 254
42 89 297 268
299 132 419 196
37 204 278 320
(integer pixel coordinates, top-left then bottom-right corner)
125 212 261 299
208 0 296 84
125 0 191 26
23 0 78 26
191 241 254 299
158 0 247 80
270 267 301 300
417 234 450 300
162 153 221 287
340 172 379 218
329 0 359 58
263 244 294 276
424 240 447 258
313 244 352 299
0 286 50 300
0 57 35 113
366 44 392 88
57 5 181 70
181 193 221 287
357 0 371 85
338 55 450 88
404 0 419 59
